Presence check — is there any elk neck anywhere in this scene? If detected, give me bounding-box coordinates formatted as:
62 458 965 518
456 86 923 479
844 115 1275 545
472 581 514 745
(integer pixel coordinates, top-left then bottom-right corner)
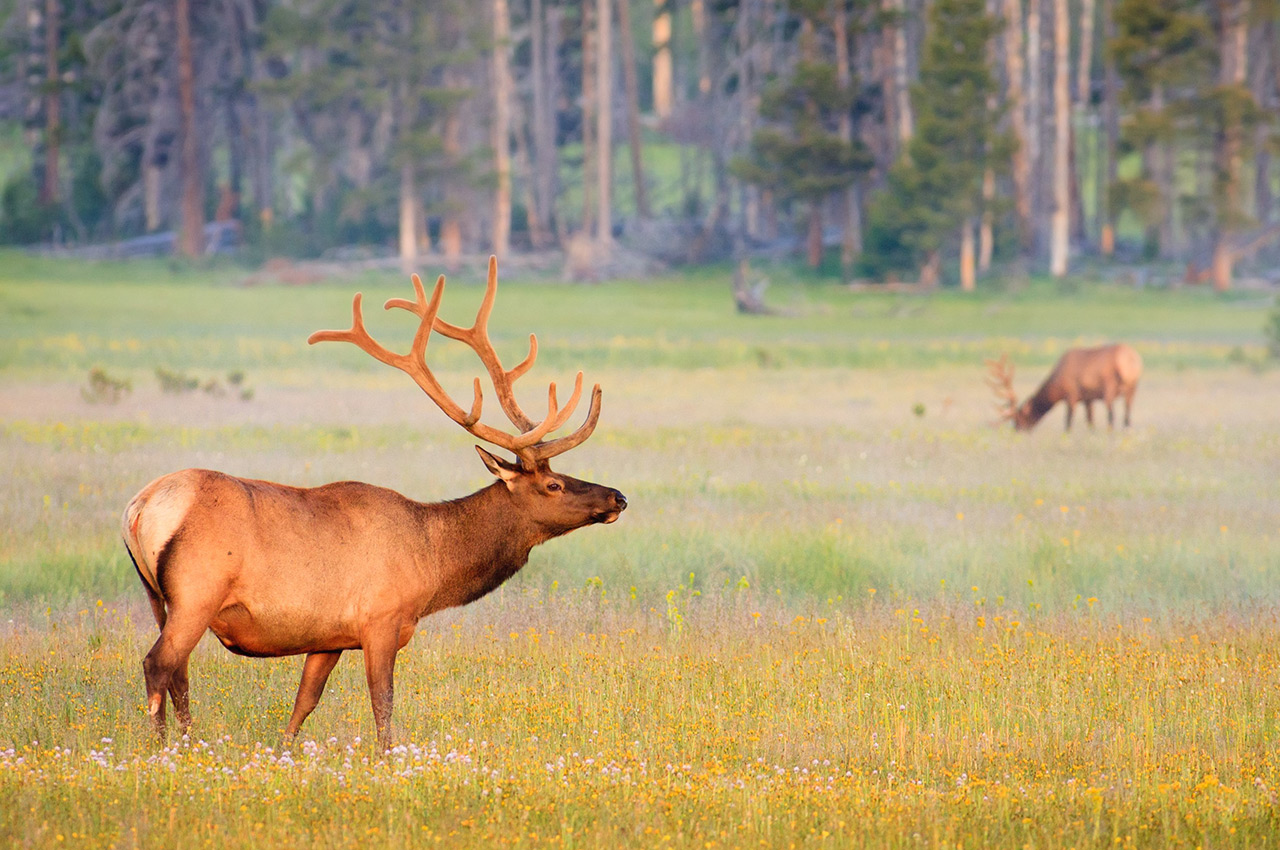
1023 379 1062 426
412 481 550 610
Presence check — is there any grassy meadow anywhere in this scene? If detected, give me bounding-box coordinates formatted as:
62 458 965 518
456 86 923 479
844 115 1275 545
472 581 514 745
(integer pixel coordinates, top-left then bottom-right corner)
2 250 1279 847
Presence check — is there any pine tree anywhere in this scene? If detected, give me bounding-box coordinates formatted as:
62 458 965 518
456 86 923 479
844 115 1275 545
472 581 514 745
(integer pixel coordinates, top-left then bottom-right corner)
730 6 872 270
862 0 1006 286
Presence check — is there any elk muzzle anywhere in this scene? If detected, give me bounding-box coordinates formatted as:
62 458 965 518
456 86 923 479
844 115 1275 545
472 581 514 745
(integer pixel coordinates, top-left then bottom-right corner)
595 488 627 524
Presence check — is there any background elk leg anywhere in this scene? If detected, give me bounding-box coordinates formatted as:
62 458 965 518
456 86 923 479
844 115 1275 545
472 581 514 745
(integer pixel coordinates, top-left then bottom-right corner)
1123 389 1135 426
1084 400 1095 428
284 650 343 740
361 629 401 747
1063 401 1074 431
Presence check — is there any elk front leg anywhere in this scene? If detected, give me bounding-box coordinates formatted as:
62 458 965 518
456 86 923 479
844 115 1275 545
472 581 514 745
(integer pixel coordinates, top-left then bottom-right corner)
1084 400 1095 429
284 650 343 741
361 630 401 749
1063 402 1074 431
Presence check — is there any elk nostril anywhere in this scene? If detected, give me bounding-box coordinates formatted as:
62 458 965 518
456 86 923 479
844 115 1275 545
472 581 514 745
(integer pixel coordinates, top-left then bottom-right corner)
613 490 627 510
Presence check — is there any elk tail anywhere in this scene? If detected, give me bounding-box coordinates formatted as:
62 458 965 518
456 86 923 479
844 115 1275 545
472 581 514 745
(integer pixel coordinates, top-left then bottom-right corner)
122 496 168 630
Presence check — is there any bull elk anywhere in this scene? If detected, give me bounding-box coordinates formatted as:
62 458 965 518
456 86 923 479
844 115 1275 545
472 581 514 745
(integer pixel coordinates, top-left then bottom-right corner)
121 257 626 747
986 344 1143 431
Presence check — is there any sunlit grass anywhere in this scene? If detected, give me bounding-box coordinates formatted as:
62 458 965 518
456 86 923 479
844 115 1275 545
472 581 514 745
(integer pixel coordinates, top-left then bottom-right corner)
2 257 1280 846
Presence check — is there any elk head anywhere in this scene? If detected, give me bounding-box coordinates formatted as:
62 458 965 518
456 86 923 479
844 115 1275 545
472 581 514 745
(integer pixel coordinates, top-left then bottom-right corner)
986 354 1032 430
308 256 625 532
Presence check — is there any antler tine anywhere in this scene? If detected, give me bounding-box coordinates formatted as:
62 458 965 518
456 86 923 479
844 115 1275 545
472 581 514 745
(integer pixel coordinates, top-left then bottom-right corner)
430 256 547 434
523 384 603 464
313 260 604 468
310 282 533 451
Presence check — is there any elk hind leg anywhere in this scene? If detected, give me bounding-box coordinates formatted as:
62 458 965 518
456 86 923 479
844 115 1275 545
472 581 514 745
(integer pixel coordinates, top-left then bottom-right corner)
142 603 216 740
285 650 343 740
1084 401 1095 429
168 658 192 736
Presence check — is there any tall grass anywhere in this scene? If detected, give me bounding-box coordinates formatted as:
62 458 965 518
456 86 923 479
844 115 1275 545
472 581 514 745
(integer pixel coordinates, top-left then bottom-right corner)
2 257 1279 846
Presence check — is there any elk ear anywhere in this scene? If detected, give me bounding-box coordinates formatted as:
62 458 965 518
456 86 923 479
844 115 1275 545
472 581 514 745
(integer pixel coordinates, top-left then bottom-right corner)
475 445 523 482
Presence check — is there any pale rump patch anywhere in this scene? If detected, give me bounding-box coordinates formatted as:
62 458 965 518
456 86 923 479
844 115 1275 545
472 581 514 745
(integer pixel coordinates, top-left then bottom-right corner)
124 471 203 596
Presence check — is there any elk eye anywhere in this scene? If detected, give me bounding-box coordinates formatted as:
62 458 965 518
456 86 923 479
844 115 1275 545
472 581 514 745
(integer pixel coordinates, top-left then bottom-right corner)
546 481 562 492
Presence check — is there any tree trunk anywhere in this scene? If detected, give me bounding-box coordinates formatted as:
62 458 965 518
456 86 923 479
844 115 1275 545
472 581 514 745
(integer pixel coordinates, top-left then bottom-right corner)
834 1 859 276
492 0 513 256
596 0 613 245
919 250 941 288
1026 0 1043 253
617 0 649 218
441 91 464 269
652 0 673 119
1075 0 1095 243
398 162 418 271
1098 0 1118 256
1004 0 1032 249
40 0 59 206
1049 0 1070 277
979 166 995 272
890 0 913 145
806 202 823 268
539 2 564 246
176 0 204 259
581 0 596 238
960 218 976 291
1213 0 1248 293
737 0 759 238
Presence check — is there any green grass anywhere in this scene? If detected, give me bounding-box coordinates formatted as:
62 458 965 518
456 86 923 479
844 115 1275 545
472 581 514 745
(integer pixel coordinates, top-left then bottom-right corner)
2 254 1280 847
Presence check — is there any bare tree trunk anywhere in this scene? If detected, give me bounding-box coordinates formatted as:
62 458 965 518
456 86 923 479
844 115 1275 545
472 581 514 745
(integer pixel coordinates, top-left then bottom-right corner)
738 0 759 237
1004 0 1032 249
1254 19 1273 224
40 0 59 206
540 2 565 246
441 92 463 269
1212 0 1248 292
889 0 913 145
1049 0 1070 277
834 1 859 276
652 0 673 119
806 202 823 268
1075 0 1095 244
492 0 513 256
979 166 995 272
691 0 710 96
398 162 418 270
1027 0 1043 253
1099 0 1118 256
596 0 613 245
960 218 976 290
617 0 649 218
176 0 204 259
919 249 941 288
581 0 596 238
141 164 161 232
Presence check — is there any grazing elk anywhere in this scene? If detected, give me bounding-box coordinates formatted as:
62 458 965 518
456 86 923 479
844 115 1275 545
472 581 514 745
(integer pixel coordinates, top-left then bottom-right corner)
986 344 1143 431
121 257 626 747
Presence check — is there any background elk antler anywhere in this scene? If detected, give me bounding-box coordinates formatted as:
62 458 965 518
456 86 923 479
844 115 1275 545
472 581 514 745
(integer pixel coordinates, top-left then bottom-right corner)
308 256 601 469
985 355 1018 423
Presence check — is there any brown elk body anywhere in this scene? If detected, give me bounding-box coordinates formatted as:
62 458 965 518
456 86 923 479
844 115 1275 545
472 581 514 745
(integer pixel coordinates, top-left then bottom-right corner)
987 344 1143 431
122 258 625 746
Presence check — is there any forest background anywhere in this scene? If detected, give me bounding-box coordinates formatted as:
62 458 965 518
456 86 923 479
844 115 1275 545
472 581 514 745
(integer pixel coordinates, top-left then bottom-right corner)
2 0 1278 292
